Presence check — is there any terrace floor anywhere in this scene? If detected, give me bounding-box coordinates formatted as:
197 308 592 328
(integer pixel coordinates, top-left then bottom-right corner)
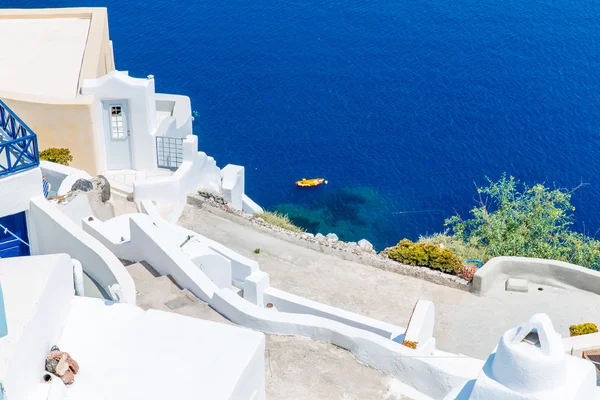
179 203 600 360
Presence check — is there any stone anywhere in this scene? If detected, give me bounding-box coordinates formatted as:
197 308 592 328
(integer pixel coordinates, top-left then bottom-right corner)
61 369 75 385
326 233 339 242
70 178 93 192
358 239 374 253
301 232 315 239
64 352 79 374
55 357 70 376
506 278 528 293
93 175 111 202
315 233 326 241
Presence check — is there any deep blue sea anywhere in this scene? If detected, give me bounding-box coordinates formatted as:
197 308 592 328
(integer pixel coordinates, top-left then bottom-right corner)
10 0 600 249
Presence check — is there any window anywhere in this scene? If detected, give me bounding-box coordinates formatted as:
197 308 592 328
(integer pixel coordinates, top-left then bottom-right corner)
110 106 125 139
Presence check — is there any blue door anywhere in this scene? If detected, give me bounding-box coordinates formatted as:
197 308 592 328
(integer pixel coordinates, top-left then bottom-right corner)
0 212 30 258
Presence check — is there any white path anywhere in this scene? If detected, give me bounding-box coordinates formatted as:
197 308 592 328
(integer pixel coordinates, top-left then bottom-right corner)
179 203 600 359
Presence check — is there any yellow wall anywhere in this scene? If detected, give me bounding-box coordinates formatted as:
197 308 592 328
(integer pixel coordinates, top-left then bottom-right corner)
4 98 99 175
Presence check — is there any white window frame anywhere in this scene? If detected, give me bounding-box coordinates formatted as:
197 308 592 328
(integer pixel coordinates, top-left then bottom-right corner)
109 105 126 140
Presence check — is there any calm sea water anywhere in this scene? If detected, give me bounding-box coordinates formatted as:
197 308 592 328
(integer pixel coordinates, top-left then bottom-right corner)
10 0 600 249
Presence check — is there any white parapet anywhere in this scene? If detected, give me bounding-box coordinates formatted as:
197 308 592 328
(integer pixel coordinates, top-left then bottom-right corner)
244 271 270 307
221 164 245 211
402 300 436 354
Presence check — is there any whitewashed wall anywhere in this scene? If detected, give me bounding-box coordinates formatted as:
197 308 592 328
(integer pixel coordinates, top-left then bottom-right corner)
0 167 42 219
27 197 136 304
1 254 74 400
473 256 600 296
82 71 157 172
133 135 221 222
222 164 244 211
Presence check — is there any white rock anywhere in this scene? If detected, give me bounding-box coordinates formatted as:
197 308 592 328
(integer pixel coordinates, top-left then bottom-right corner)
326 233 339 242
315 233 326 241
358 239 374 252
301 232 315 239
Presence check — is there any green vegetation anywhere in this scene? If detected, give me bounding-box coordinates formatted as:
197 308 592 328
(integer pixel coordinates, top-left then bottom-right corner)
444 174 600 270
39 148 73 166
254 248 261 254
255 211 305 233
385 239 463 274
569 323 598 337
419 232 489 264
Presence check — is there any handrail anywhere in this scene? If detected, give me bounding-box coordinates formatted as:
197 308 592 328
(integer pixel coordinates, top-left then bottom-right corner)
0 98 37 140
0 98 39 177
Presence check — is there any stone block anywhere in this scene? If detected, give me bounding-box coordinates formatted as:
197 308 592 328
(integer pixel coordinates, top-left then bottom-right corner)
506 278 528 293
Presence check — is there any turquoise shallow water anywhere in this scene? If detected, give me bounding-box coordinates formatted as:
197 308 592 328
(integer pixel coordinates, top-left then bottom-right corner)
9 0 600 249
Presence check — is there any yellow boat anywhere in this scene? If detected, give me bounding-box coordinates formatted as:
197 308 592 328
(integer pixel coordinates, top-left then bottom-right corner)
296 178 327 187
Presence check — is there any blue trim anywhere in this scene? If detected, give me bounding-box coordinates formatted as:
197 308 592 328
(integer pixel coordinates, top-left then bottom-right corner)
464 259 483 269
0 99 39 178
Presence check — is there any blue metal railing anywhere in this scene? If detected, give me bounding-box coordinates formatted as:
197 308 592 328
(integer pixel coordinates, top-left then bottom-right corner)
0 99 39 177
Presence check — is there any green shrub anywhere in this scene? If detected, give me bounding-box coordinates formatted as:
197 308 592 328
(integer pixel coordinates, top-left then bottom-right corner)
569 323 598 337
254 248 261 254
39 148 73 166
255 211 305 233
445 174 600 270
419 232 490 264
386 239 463 274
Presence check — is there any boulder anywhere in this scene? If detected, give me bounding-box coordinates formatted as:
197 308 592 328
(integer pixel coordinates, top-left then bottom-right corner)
315 233 326 241
358 239 374 253
326 233 339 242
93 175 111 202
70 179 93 192
301 232 315 239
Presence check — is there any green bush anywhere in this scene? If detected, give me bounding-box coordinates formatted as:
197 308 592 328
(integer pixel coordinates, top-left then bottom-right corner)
445 174 600 270
39 148 73 166
254 248 261 254
569 323 598 337
255 211 305 233
386 239 463 274
419 232 490 264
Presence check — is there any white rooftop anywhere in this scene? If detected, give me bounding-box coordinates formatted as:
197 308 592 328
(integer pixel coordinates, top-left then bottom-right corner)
0 17 90 98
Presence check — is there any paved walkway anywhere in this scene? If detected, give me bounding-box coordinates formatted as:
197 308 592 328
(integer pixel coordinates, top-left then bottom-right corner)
125 261 404 399
179 204 600 359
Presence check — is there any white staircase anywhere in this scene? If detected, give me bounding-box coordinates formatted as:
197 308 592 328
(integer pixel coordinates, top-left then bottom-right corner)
125 261 232 325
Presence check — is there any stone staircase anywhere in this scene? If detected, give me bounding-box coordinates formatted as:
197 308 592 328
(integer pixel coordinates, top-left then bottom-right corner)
125 261 232 325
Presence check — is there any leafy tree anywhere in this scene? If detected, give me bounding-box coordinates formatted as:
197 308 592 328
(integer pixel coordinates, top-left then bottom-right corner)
445 174 600 269
39 148 73 166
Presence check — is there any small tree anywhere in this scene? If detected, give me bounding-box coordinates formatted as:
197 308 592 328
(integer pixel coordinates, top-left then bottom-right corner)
445 174 600 269
39 148 73 166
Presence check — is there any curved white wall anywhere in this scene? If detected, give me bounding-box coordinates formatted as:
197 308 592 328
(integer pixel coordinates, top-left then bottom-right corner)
472 256 600 296
27 197 136 304
134 135 221 222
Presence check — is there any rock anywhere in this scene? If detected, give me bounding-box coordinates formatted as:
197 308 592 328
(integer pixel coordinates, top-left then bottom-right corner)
64 352 79 374
326 233 339 242
93 175 111 202
358 239 374 253
301 232 315 239
70 179 93 192
61 369 75 385
55 357 70 376
315 233 326 241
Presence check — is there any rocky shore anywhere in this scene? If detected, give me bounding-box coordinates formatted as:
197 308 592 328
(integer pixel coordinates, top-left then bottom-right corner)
190 192 471 291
